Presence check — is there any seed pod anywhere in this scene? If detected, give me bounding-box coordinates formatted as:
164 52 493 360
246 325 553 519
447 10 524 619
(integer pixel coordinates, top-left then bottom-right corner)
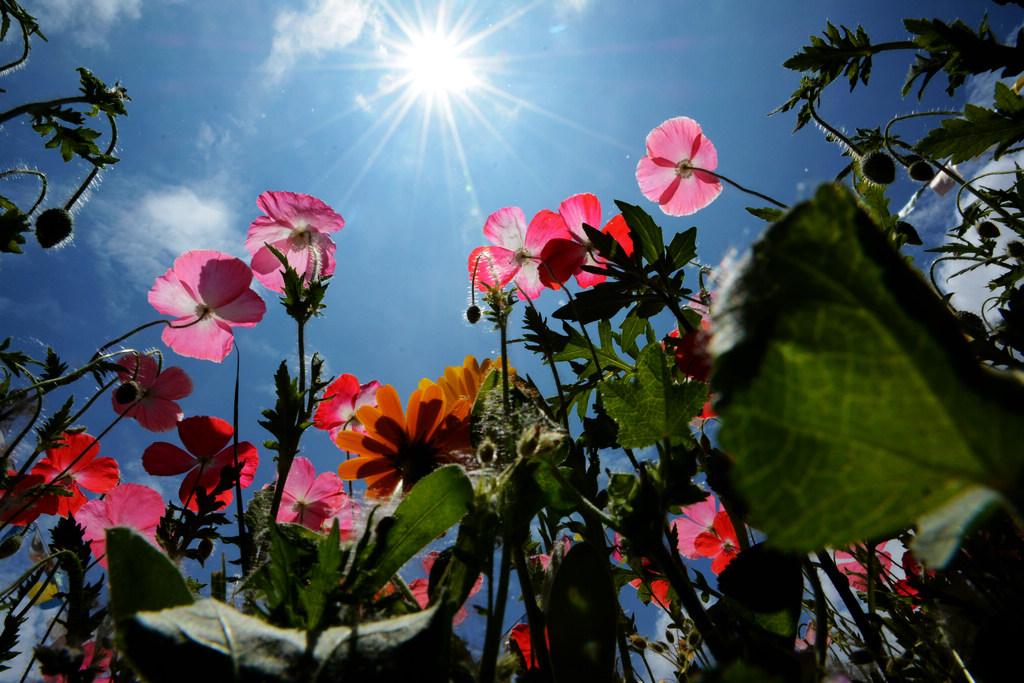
908 159 936 182
894 221 922 246
977 221 1000 239
861 151 896 185
114 381 139 405
35 208 74 248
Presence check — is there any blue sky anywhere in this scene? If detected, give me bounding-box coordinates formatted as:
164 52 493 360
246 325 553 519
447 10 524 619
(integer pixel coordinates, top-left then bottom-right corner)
2 0 1023 674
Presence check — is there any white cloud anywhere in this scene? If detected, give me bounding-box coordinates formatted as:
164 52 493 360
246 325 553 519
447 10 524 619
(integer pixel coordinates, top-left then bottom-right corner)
263 0 376 79
89 184 241 309
33 0 144 46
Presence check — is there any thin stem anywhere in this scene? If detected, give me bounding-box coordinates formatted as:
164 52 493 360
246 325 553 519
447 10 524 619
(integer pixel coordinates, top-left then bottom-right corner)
522 297 569 430
64 114 118 211
0 169 47 215
232 346 252 572
480 519 514 683
807 99 859 154
511 540 553 679
0 22 30 76
0 95 99 127
815 551 884 663
804 557 829 671
693 168 788 210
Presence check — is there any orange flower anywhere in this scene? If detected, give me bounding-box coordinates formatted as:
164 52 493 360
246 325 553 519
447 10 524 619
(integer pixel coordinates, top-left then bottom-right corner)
335 384 472 498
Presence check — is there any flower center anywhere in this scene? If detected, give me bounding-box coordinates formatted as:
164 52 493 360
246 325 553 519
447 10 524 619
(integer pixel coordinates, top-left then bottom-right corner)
515 248 530 266
194 303 212 320
675 158 695 179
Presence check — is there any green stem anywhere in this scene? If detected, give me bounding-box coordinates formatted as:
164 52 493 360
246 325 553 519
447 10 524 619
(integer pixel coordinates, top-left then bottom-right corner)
232 347 252 573
511 540 553 679
64 114 117 211
693 167 788 210
815 551 884 662
0 169 47 215
480 516 514 683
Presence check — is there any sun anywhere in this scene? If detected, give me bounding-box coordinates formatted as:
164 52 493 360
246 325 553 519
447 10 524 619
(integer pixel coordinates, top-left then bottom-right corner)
402 31 477 96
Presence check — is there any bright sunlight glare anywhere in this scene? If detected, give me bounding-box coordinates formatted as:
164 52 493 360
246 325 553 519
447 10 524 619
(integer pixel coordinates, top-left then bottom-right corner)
402 31 477 95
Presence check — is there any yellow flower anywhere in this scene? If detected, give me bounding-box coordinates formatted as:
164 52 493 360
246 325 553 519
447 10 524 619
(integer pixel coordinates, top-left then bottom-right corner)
418 355 515 405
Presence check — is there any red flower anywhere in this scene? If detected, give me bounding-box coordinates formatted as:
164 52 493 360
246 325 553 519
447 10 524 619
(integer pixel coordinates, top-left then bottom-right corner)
553 193 633 288
313 373 381 441
30 432 119 517
509 622 550 671
694 510 740 574
408 550 483 624
142 416 258 510
834 543 894 592
0 472 59 526
665 313 715 419
111 353 193 432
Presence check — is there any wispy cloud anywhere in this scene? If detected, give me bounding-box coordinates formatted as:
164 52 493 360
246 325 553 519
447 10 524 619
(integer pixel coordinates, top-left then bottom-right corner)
89 183 242 313
263 0 377 79
33 0 144 46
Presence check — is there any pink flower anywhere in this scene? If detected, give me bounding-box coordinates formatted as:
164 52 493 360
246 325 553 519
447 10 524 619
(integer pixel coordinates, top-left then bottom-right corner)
30 432 119 517
111 353 193 432
246 191 345 293
275 456 352 532
148 250 266 363
529 534 572 571
409 550 483 624
313 374 381 441
636 117 722 216
671 494 719 560
555 193 632 288
468 206 584 300
77 483 165 568
694 510 740 574
142 416 259 511
42 639 111 683
834 543 894 592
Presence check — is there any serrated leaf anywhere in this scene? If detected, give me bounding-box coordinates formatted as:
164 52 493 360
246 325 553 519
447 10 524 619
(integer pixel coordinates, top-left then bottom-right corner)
118 598 448 683
600 343 707 448
713 184 1024 558
917 96 1024 163
745 207 785 223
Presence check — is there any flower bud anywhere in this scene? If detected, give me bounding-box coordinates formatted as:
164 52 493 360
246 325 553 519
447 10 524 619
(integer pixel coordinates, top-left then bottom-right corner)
1009 241 1024 260
860 151 896 185
0 534 24 559
977 221 1000 239
466 305 481 324
956 310 986 338
34 208 74 248
197 537 215 562
114 381 139 405
908 159 936 182
476 438 497 466
894 221 922 246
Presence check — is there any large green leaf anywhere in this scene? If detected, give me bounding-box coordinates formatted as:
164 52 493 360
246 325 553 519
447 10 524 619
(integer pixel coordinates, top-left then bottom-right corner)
601 342 707 448
106 527 193 621
546 543 618 683
357 464 473 595
713 184 1024 562
118 599 447 683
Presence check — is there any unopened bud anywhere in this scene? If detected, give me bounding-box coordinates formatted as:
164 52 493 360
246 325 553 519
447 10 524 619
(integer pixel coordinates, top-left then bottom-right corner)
197 537 214 562
35 208 74 249
861 151 896 185
908 159 936 182
894 221 922 246
628 634 648 651
1009 241 1024 260
977 221 1000 239
956 310 986 338
0 534 24 559
114 382 139 405
476 438 497 466
466 305 481 324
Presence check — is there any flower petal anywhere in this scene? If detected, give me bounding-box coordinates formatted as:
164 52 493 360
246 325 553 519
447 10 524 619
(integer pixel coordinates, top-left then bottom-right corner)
482 206 527 251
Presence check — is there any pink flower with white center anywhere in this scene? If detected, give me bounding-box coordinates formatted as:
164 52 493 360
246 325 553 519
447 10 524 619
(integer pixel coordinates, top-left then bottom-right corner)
468 206 584 300
77 483 166 568
555 193 632 288
276 456 350 532
148 250 266 363
313 374 381 441
142 415 259 511
694 510 740 574
670 493 720 560
409 550 483 624
246 191 345 293
636 117 723 216
30 432 119 518
111 352 193 432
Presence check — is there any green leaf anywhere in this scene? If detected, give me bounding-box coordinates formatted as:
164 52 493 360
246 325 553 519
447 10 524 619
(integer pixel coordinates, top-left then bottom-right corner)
118 598 448 683
0 208 28 254
615 200 664 266
357 465 473 595
600 343 707 448
547 543 617 683
745 207 786 223
106 527 194 621
917 84 1024 163
714 184 1024 558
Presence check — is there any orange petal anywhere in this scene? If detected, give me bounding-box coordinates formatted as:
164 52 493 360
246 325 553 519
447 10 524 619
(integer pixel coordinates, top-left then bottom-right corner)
335 431 395 459
407 385 446 442
338 456 394 480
